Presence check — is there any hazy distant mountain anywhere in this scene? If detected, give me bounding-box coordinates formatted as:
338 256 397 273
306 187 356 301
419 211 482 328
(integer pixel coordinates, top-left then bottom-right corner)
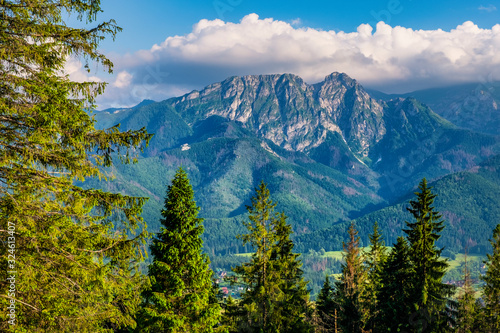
367 82 500 136
90 72 500 255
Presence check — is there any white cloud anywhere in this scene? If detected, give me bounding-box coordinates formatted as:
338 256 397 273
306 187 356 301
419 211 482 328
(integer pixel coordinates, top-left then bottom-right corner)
64 57 102 83
113 71 132 88
479 4 497 12
96 14 500 108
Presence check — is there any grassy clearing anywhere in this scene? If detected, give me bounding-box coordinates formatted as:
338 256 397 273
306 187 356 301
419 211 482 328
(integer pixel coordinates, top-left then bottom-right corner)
321 251 344 260
234 253 252 257
445 253 484 270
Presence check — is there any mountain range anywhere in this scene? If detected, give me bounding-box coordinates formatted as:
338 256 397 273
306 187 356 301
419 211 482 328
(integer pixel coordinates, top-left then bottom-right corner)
367 81 500 137
89 72 500 256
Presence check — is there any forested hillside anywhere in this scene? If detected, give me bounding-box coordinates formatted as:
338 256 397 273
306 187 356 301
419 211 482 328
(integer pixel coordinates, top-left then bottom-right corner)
90 72 500 256
295 153 500 254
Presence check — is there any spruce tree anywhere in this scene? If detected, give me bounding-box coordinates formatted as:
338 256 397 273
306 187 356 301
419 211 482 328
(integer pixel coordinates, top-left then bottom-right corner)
271 212 312 332
456 252 476 333
333 222 367 333
220 296 241 333
481 224 500 332
316 276 337 333
232 181 312 333
0 1 151 331
138 168 221 332
364 222 387 332
403 178 455 332
377 237 414 332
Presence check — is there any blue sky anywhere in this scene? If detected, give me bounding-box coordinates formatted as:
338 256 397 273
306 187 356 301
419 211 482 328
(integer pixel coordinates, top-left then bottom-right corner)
66 0 500 108
93 0 499 52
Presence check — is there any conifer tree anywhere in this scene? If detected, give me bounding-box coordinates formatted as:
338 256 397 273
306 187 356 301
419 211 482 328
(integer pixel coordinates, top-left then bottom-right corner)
220 296 241 333
316 276 337 333
271 211 313 332
333 222 367 333
138 168 221 332
403 178 455 332
481 224 500 332
363 222 387 332
232 181 312 333
377 237 414 332
456 252 476 333
0 1 151 331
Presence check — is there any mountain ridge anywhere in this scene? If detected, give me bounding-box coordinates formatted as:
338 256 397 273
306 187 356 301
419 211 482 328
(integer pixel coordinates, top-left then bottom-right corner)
91 72 500 255
366 81 500 136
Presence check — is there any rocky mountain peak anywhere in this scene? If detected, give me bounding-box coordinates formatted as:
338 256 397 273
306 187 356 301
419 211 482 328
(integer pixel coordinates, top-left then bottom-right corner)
323 72 358 87
168 72 391 157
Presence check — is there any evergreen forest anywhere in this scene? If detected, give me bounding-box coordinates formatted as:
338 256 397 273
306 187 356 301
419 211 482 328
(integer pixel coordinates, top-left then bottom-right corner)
1 1 499 332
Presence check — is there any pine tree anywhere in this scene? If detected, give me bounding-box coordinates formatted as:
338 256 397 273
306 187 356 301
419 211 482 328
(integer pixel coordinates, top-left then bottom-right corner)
456 252 476 333
403 178 455 332
232 181 312 333
316 276 337 333
138 168 221 332
0 1 151 332
481 224 500 332
377 237 414 332
363 222 387 332
333 222 367 333
271 211 313 332
220 296 242 333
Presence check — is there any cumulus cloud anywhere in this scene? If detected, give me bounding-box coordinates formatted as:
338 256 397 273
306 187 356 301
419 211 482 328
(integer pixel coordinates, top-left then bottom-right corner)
96 14 500 108
113 71 133 88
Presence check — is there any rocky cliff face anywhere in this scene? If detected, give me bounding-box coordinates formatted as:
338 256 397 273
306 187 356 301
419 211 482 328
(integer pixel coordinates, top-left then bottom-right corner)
163 72 499 197
170 72 386 159
314 73 385 157
96 72 499 191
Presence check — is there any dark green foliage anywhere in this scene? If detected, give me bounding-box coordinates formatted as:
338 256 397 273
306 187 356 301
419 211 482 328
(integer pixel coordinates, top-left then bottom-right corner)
363 222 387 332
377 237 414 332
470 299 490 333
333 222 367 333
481 224 500 331
271 211 314 332
231 182 312 332
315 276 337 332
220 296 242 333
138 168 221 332
403 179 455 332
